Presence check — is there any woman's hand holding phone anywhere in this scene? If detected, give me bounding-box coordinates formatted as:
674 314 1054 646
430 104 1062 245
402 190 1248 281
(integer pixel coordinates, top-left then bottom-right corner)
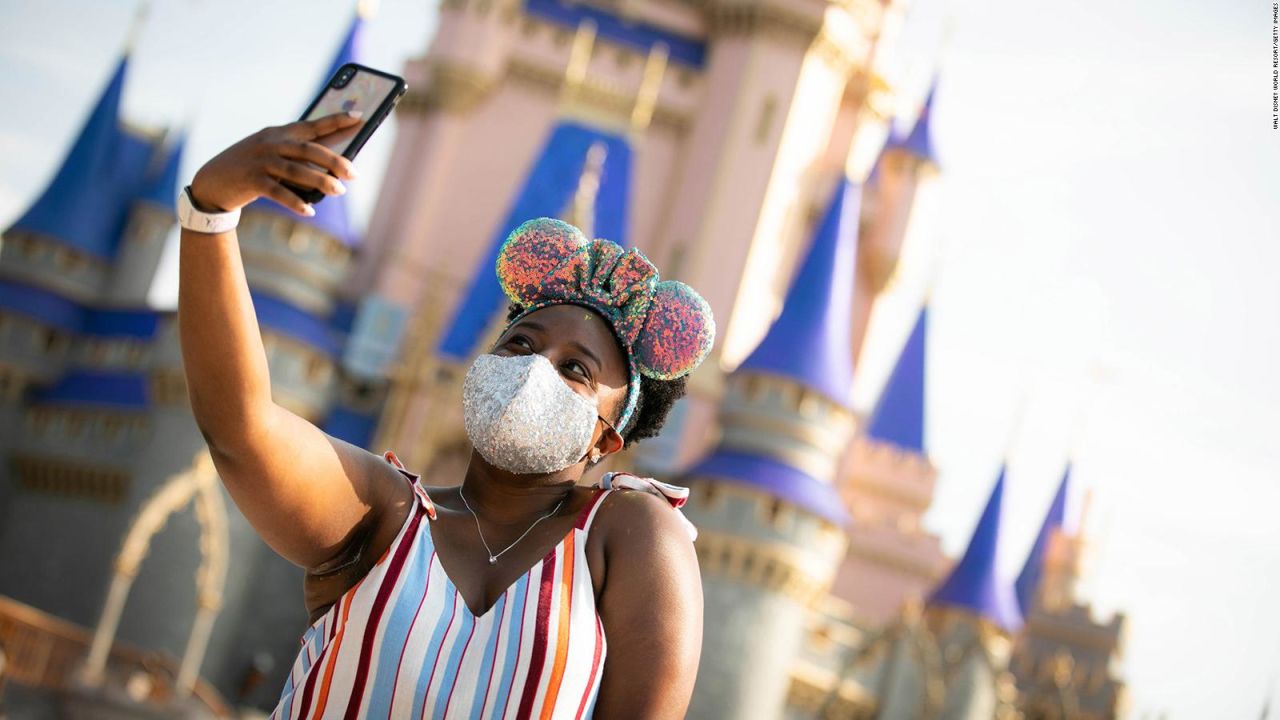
188 112 362 218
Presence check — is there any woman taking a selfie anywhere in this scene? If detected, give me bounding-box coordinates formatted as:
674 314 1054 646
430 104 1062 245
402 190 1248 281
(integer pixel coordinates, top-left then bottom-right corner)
177 112 715 718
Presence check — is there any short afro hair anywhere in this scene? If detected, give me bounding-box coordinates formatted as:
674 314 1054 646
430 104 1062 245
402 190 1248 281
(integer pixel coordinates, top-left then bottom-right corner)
504 304 688 448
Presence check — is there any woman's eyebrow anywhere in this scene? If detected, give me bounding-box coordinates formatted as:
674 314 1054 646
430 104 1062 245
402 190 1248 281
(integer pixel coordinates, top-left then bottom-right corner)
517 320 546 333
567 340 602 371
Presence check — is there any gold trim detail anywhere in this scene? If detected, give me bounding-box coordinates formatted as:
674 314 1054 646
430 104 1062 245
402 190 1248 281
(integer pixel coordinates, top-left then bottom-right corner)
11 454 130 505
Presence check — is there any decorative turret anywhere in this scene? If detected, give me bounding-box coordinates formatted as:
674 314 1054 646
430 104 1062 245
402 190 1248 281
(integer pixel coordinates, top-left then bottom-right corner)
106 133 185 304
907 466 1022 720
1009 472 1129 717
691 177 861 522
5 58 152 262
928 467 1022 631
1015 466 1070 615
851 80 942 361
0 55 172 306
828 303 948 628
866 305 927 454
681 177 860 720
883 82 939 167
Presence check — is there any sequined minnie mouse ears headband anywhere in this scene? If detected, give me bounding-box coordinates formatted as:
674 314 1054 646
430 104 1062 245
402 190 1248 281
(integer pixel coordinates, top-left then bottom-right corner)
496 218 716 432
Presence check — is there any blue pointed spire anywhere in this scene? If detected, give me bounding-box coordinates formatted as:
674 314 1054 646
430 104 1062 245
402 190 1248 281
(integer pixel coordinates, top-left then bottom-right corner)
437 121 633 361
885 81 939 167
867 305 927 453
252 14 364 246
736 177 860 407
8 56 151 258
928 467 1023 631
1015 466 1071 614
136 133 185 209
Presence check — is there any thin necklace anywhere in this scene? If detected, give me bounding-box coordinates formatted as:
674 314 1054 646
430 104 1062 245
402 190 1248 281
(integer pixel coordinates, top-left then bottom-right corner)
459 486 569 565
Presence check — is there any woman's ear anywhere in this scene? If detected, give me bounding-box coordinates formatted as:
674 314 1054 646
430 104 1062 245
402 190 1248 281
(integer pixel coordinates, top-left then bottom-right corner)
596 421 625 458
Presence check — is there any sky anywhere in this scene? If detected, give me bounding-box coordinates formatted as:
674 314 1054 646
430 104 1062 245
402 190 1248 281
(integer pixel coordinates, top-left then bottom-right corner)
2 0 1278 716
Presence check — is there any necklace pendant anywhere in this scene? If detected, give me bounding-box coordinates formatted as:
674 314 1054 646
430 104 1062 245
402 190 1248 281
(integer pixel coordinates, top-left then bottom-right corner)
488 556 497 565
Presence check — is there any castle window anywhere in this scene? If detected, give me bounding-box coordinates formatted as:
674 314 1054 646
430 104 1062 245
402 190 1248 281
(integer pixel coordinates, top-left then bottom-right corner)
41 328 66 354
12 454 130 505
762 497 791 529
754 95 777 145
701 483 722 509
306 353 332 385
288 227 311 254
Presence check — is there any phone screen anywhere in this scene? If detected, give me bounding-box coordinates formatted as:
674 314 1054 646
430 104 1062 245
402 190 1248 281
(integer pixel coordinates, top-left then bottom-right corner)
306 68 399 155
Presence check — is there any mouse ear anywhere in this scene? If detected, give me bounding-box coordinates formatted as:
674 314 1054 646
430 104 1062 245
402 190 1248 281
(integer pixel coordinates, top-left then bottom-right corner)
497 218 590 306
635 280 716 380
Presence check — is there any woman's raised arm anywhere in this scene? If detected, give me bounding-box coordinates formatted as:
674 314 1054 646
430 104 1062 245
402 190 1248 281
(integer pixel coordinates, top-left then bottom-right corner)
179 113 408 570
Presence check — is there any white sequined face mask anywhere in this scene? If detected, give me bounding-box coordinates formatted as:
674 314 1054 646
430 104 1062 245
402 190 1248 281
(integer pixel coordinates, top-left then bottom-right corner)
462 353 601 475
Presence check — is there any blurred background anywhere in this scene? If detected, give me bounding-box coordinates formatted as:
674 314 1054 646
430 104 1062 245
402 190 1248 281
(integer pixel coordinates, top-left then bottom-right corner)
0 0 1277 717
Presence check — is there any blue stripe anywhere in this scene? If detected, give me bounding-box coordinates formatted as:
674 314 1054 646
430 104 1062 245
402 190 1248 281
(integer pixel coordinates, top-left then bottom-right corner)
363 538 432 717
468 593 509 719
432 610 477 717
523 0 706 68
491 573 531 716
412 575 458 717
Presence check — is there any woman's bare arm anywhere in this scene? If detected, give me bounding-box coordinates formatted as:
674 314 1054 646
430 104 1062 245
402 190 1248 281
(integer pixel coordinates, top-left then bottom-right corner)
593 491 703 717
179 113 408 569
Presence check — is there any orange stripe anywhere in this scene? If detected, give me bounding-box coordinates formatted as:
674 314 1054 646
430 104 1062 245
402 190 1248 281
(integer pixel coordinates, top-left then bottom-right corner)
311 577 365 717
538 533 575 719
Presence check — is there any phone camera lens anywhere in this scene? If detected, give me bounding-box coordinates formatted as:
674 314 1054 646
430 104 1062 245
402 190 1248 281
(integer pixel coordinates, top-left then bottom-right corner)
333 66 355 89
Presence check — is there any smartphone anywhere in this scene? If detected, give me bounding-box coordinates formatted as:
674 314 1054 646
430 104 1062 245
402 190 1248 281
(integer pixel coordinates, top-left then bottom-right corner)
286 63 407 204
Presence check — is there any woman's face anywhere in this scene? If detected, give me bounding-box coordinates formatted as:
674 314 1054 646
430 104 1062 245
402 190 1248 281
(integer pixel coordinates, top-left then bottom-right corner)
492 304 630 445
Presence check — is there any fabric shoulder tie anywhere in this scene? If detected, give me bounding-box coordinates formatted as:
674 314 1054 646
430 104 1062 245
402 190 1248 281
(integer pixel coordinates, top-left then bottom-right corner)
598 472 698 541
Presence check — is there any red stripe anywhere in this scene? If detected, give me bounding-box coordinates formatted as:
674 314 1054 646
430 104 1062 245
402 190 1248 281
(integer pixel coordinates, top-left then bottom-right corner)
295 590 347 720
420 594 460 717
572 616 605 720
441 620 478 716
341 508 425 720
514 554 557 720
386 551 436 719
477 594 509 718
573 489 607 530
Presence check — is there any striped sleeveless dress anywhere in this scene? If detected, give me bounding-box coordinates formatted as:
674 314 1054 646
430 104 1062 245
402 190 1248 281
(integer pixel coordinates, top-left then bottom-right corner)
271 454 610 719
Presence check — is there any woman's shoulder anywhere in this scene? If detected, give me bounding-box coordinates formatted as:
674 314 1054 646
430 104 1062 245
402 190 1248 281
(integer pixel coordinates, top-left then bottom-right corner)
592 472 698 548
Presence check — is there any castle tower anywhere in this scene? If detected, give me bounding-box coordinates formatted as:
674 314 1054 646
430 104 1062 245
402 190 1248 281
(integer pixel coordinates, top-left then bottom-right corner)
229 12 369 428
1010 468 1129 718
853 81 940 361
1015 466 1071 615
0 16 384 707
877 467 1022 720
830 305 949 628
105 132 184 305
680 177 861 720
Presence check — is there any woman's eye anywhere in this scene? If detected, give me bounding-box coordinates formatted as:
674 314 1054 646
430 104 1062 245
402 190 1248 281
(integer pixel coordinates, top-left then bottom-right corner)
564 361 590 380
507 335 533 351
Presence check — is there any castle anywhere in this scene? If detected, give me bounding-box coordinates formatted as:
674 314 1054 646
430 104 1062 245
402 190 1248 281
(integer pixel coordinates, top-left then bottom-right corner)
0 0 1127 717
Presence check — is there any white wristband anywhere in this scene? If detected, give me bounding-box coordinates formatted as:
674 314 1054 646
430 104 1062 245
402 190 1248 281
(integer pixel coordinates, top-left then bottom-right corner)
177 186 241 234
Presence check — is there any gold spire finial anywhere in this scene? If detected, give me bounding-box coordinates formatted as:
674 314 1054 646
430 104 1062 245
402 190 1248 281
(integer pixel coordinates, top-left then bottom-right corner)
124 0 151 53
629 42 669 135
561 141 609 238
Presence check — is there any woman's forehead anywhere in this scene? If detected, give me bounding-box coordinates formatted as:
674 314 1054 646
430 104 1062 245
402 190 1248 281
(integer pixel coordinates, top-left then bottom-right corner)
514 305 628 372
